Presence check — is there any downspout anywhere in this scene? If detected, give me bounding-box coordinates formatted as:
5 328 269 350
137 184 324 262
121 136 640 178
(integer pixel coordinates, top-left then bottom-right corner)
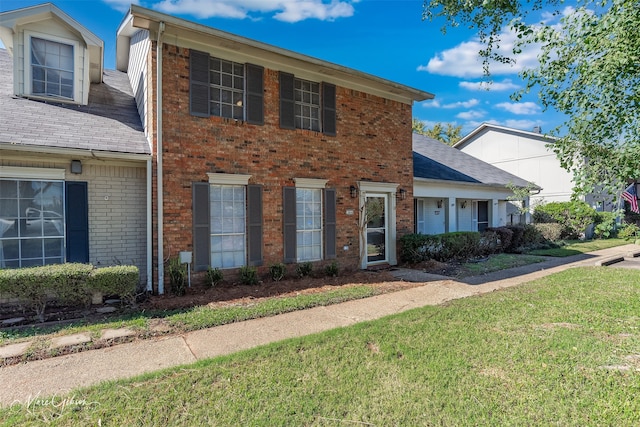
146 158 152 292
156 21 165 294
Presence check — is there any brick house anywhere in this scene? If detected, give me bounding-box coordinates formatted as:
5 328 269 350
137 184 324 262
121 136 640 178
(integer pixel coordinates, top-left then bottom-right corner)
116 5 433 293
0 4 151 294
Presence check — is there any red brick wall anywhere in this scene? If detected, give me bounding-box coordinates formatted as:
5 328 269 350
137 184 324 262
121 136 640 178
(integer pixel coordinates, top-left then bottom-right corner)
153 43 414 287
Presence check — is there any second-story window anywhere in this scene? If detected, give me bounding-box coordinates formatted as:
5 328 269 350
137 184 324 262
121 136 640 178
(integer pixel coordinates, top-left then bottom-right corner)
294 79 320 132
31 37 74 99
189 50 264 125
279 72 336 136
210 57 244 120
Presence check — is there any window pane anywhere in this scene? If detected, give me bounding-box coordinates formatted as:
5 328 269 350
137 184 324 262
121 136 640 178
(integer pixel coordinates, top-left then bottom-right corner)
210 184 246 269
1 239 19 260
44 238 63 257
31 38 74 99
21 238 43 259
0 199 18 218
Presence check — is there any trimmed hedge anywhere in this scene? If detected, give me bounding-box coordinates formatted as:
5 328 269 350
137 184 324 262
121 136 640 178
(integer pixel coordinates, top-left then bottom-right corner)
0 263 139 322
400 231 500 264
86 265 140 305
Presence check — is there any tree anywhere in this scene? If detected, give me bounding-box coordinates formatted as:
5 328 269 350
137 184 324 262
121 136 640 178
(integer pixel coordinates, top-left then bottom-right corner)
413 119 463 145
422 0 640 199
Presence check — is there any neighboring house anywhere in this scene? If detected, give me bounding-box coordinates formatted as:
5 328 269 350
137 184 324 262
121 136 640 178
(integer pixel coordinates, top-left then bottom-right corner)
453 123 612 211
0 4 151 290
112 5 433 293
413 133 537 234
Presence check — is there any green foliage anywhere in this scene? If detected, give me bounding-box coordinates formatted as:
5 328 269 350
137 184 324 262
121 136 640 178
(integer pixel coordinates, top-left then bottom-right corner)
423 0 640 199
205 267 223 288
0 264 135 322
167 258 187 296
296 262 313 278
324 261 339 277
400 231 494 263
269 263 287 282
593 211 619 239
618 222 640 240
533 201 597 239
413 120 462 145
87 266 139 304
532 223 563 242
239 266 259 286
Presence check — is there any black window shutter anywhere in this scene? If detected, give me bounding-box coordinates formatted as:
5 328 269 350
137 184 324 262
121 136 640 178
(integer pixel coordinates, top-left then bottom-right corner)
247 184 263 266
65 181 89 263
413 198 418 234
246 64 264 125
279 72 295 130
324 188 337 259
190 50 210 117
283 187 297 263
192 182 210 271
322 82 336 136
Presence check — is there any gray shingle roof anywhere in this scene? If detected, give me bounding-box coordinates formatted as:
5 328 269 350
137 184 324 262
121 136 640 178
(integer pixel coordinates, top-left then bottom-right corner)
0 48 149 155
413 133 537 189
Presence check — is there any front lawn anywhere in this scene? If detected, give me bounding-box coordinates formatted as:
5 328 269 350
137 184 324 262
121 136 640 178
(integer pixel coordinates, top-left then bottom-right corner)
3 266 639 425
528 238 629 257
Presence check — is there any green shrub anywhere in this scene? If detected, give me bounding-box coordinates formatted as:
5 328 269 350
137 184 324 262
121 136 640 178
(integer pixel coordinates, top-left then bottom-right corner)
239 266 259 286
87 265 139 305
399 233 432 264
205 267 223 288
532 223 563 242
324 261 339 277
269 263 287 282
618 222 640 240
593 211 618 239
521 224 545 247
167 258 187 296
486 227 513 252
296 262 313 278
0 263 94 322
533 201 597 239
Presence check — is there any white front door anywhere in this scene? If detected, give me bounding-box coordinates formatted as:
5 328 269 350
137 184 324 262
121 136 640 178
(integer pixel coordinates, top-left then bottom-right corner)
365 194 388 265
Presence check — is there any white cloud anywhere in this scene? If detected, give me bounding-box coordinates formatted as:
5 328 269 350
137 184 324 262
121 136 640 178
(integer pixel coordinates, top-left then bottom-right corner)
421 98 480 109
503 119 540 131
103 0 139 12
495 101 540 115
459 79 520 92
418 28 540 78
456 110 485 120
150 0 355 22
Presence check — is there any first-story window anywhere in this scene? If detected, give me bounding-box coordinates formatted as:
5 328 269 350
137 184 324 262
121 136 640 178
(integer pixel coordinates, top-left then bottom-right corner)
0 179 65 268
210 184 246 269
296 188 322 261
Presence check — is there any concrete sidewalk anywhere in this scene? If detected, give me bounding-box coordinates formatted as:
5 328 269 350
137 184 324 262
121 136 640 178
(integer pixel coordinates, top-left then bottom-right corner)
1 244 638 407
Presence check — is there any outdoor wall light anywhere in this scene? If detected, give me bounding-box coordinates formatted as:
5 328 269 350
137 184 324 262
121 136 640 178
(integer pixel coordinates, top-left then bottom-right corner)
437 199 443 208
460 201 467 209
70 160 82 174
397 188 406 201
350 185 358 198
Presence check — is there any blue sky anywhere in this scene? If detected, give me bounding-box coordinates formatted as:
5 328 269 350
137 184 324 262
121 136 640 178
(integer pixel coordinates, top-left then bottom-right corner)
0 0 567 135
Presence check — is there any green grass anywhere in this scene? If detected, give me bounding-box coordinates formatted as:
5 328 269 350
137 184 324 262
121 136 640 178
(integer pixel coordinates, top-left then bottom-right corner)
528 238 628 257
0 286 379 347
457 253 547 277
3 267 640 425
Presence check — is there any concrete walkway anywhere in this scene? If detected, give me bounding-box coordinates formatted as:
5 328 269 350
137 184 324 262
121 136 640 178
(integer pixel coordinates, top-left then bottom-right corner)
1 244 639 407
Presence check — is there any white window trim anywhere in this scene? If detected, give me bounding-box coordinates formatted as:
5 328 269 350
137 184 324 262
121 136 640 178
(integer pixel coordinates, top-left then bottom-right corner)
207 173 252 186
294 178 327 189
24 30 81 104
0 166 65 180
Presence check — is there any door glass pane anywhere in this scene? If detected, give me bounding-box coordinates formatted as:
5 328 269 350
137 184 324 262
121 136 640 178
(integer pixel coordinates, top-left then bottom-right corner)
366 196 386 263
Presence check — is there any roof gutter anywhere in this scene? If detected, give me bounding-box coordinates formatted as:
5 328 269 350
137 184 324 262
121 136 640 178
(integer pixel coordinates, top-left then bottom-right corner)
156 21 165 295
0 143 150 161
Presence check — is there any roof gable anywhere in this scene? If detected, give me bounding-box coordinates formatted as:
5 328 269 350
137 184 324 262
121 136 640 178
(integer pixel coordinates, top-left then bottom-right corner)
413 133 537 189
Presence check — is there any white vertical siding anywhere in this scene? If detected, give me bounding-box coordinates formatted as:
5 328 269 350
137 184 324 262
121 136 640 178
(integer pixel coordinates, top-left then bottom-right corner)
127 30 151 137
